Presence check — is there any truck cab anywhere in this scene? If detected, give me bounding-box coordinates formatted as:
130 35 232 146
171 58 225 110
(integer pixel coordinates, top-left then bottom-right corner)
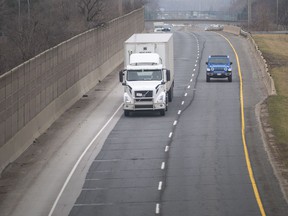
206 55 232 82
119 53 171 116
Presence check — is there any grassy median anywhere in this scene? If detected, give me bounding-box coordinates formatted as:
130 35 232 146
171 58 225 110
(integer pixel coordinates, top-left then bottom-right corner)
253 34 288 166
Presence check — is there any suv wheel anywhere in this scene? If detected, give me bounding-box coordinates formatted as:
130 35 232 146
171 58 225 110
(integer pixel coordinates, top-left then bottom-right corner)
206 75 210 82
228 75 232 82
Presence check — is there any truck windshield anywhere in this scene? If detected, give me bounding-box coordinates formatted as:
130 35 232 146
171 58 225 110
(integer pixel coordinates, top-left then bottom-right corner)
127 70 162 81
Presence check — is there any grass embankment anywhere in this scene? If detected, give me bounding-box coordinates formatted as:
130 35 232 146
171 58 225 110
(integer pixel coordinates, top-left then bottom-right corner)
253 34 288 167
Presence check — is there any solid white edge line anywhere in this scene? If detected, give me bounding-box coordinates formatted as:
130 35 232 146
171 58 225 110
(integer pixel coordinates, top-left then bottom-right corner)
48 103 123 216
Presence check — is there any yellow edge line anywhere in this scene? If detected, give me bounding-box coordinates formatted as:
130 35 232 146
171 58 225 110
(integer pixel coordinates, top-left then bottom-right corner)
218 33 266 216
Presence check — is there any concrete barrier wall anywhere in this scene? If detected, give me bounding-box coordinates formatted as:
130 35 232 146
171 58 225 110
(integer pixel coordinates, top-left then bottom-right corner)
0 8 144 173
247 34 277 96
223 25 241 35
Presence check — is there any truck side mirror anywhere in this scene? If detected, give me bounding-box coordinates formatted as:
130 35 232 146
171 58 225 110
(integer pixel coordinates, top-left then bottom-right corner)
119 70 124 83
166 70 171 81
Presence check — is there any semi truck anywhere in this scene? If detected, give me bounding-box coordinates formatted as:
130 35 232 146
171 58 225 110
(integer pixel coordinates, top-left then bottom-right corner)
119 33 174 116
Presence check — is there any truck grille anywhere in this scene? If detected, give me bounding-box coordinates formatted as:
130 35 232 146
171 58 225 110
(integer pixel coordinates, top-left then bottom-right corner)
135 90 153 98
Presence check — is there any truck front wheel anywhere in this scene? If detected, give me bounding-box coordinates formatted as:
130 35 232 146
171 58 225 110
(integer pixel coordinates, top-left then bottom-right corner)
160 109 165 116
124 110 130 116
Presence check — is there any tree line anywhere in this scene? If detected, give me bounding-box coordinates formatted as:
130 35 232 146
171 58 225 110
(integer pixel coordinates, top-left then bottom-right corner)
230 0 288 30
0 0 147 75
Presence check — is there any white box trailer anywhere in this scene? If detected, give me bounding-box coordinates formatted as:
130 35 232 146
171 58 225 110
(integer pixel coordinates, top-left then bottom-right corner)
119 33 174 116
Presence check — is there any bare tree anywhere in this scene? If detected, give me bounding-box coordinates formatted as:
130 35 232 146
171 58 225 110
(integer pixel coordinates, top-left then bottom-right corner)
77 0 105 25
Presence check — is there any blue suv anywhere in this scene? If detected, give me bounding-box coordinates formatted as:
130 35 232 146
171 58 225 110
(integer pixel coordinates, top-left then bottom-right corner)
206 55 233 82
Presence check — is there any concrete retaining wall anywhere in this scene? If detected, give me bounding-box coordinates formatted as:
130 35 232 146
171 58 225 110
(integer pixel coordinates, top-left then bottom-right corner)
0 8 144 173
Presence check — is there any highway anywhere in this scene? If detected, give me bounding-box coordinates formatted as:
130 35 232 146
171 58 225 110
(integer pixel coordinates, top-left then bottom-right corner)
1 26 288 216
64 27 288 215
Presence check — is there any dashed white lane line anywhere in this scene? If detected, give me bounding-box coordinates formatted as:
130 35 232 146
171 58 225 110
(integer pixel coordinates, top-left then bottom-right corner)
161 162 165 169
192 74 195 77
193 69 196 71
169 132 173 138
184 93 187 97
188 85 191 89
195 64 197 66
178 110 181 115
190 79 193 82
181 101 185 105
165 146 169 152
156 203 160 214
158 181 163 190
173 120 177 125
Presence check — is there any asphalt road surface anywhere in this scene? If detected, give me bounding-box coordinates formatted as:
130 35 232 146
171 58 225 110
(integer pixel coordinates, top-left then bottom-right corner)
65 27 288 215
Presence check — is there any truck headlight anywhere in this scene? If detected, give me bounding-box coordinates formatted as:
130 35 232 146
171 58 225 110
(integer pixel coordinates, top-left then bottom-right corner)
124 93 132 103
156 92 166 103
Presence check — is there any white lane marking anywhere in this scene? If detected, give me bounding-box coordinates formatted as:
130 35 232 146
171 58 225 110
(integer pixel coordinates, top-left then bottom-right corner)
190 79 193 82
158 181 163 190
169 132 173 138
48 103 123 216
178 110 181 115
193 69 196 71
184 93 187 97
156 203 160 214
181 101 185 105
165 146 169 152
192 74 195 77
195 64 197 66
161 162 166 169
173 120 177 125
188 85 191 89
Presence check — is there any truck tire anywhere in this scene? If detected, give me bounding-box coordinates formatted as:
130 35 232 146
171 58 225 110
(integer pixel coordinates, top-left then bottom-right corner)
124 110 130 116
206 75 210 82
160 109 165 116
168 85 173 102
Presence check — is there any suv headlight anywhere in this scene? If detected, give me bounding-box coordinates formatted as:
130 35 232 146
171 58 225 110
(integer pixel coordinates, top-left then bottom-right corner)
228 68 232 72
207 68 211 72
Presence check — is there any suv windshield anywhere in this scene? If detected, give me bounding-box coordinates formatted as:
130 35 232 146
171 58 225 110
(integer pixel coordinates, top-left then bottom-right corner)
208 57 229 65
127 70 162 81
